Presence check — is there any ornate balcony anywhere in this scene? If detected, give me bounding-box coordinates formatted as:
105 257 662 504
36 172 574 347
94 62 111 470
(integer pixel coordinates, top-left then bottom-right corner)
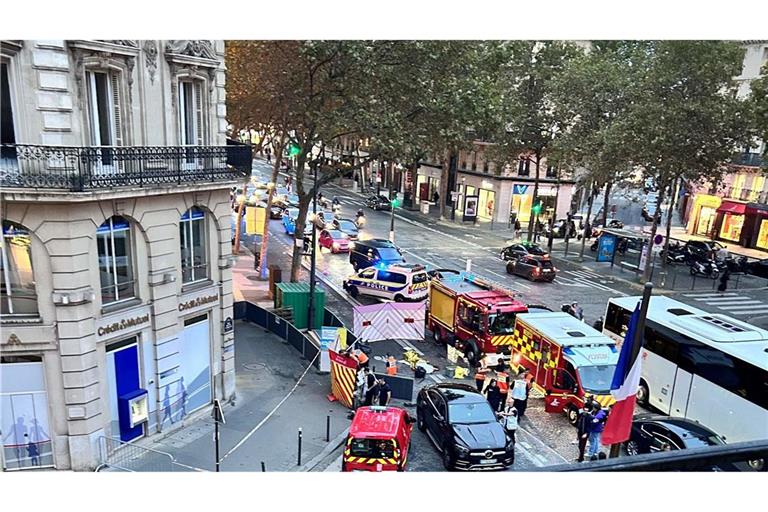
0 144 251 192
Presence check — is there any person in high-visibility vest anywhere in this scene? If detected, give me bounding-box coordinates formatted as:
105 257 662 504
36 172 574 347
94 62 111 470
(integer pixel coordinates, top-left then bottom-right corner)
355 349 369 369
474 353 489 392
496 363 510 411
386 354 398 376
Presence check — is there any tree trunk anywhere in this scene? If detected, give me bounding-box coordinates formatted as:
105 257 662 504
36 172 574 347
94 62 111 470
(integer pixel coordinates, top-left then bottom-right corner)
579 180 595 260
601 181 612 228
526 151 542 243
438 150 452 220
641 184 667 283
289 151 311 282
661 178 680 270
257 135 287 277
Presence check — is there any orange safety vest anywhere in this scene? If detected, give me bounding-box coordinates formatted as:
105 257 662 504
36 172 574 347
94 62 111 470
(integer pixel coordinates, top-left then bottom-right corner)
357 351 369 365
475 367 488 381
386 356 397 375
497 372 509 393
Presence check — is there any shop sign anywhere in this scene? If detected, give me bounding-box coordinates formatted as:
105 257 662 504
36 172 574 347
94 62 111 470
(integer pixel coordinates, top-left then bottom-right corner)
463 195 479 220
178 293 219 312
513 185 529 195
97 313 150 337
223 317 234 333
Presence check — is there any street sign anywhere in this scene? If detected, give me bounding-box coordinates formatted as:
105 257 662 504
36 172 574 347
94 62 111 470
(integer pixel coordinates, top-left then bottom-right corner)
450 191 459 201
223 317 234 333
654 234 664 245
212 399 226 424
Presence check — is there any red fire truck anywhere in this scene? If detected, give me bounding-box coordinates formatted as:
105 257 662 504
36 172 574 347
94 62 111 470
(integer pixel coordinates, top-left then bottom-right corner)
508 312 619 424
428 273 528 364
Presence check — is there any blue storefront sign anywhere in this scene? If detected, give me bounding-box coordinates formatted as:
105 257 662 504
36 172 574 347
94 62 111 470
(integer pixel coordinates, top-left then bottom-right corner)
596 233 617 263
513 185 529 195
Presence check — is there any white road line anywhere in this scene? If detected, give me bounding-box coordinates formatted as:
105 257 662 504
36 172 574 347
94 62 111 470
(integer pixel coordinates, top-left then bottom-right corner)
701 300 763 306
730 309 768 315
712 303 767 310
684 292 740 298
692 296 751 302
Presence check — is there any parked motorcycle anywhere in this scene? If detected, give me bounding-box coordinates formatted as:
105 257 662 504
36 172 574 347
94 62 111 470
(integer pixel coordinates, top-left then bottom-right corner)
663 242 687 264
689 259 720 279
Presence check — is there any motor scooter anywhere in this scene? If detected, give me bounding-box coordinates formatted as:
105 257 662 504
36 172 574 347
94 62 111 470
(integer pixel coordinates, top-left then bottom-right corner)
689 259 720 279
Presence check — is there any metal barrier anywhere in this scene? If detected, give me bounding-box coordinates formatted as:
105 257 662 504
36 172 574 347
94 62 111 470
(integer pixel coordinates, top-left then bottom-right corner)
95 436 203 472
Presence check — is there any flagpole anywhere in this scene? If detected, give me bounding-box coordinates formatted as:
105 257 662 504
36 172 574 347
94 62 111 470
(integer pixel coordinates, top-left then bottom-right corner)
609 281 653 458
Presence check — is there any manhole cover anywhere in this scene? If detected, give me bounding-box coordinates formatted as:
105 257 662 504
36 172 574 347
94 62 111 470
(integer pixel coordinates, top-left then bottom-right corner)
243 363 267 372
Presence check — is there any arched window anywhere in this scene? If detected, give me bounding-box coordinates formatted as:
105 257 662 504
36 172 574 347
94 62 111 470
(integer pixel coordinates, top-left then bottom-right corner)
1 220 37 315
97 216 135 305
180 207 207 283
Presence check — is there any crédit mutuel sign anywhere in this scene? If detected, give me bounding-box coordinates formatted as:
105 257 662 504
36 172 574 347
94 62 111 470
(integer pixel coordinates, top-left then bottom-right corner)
178 293 218 312
97 314 151 337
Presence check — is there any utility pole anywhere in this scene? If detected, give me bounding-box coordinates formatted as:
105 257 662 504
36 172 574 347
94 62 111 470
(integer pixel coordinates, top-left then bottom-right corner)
389 162 396 243
212 398 226 472
608 281 653 458
307 156 319 333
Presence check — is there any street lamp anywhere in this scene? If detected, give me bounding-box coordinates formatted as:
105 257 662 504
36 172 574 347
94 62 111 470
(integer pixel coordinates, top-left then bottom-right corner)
307 153 321 333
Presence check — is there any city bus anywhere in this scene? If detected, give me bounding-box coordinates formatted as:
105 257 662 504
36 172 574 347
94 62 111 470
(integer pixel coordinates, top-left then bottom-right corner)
603 296 768 450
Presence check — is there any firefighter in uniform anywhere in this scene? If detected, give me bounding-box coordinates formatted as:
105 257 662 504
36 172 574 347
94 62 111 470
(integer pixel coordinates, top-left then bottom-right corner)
474 353 490 392
495 362 510 411
386 354 398 376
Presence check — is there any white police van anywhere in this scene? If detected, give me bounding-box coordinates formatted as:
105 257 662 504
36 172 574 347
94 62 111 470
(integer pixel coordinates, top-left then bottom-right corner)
343 264 430 302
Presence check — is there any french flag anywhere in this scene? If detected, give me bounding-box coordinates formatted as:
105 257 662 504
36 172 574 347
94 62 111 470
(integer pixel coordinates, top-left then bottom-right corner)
602 304 642 446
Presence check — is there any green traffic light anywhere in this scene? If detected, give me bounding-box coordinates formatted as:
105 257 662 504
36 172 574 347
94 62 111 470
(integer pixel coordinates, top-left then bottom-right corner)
287 144 301 157
531 201 542 215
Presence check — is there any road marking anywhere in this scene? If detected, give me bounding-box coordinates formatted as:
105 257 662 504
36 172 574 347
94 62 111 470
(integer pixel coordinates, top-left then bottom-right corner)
684 292 740 298
730 308 768 315
698 299 763 306
716 303 766 310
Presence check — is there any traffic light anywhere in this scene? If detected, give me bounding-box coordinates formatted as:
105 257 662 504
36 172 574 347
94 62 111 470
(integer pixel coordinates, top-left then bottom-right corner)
391 197 401 208
287 143 301 157
531 200 542 215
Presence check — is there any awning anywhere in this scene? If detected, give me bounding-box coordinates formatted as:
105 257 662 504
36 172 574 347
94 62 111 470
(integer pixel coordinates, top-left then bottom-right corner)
716 200 746 215
746 203 768 216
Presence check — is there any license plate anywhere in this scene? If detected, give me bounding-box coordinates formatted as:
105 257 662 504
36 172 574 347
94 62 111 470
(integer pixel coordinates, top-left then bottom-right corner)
479 459 497 464
542 269 551 272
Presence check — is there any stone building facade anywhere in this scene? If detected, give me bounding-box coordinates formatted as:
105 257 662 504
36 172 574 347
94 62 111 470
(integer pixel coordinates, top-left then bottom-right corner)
0 40 248 471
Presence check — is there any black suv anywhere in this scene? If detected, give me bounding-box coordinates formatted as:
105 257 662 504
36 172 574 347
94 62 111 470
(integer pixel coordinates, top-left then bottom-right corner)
416 383 514 471
364 194 392 211
499 242 548 261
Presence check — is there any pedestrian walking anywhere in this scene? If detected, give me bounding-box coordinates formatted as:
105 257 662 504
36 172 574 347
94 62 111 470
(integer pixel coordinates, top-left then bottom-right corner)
718 269 731 293
514 219 522 240
474 353 490 392
265 147 272 163
511 370 530 417
377 378 392 407
432 190 440 204
499 404 519 444
575 398 594 462
363 370 378 406
587 402 607 459
485 379 503 413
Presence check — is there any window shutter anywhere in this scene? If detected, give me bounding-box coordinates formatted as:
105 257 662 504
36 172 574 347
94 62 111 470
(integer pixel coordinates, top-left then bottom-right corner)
194 81 204 145
110 73 123 147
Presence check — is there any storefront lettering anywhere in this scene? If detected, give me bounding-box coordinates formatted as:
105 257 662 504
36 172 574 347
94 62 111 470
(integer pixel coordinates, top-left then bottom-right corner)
97 314 151 337
178 294 218 312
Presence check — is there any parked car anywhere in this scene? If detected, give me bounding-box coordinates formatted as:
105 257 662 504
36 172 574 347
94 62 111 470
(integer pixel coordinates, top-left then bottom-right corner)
499 242 549 261
365 194 392 211
349 238 405 271
746 258 768 279
506 256 557 282
625 414 756 471
416 383 514 471
682 240 725 262
319 229 352 253
330 218 360 241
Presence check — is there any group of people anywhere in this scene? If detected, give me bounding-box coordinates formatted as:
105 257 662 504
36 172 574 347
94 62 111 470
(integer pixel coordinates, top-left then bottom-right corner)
474 354 533 444
575 397 609 462
357 367 392 407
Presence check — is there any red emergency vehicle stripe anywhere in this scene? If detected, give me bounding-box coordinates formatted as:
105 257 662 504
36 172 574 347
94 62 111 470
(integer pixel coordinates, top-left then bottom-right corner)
329 350 357 408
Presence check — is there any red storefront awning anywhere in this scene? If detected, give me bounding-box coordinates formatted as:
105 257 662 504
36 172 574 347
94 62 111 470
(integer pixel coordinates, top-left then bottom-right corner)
716 200 746 215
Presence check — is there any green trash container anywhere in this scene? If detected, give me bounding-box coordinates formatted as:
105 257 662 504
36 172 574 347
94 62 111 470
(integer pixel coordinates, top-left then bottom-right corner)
274 282 325 329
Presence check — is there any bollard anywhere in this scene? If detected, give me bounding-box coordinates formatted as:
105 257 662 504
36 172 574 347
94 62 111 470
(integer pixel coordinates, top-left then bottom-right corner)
690 274 696 291
712 276 717 291
297 428 303 466
261 461 266 472
326 415 331 443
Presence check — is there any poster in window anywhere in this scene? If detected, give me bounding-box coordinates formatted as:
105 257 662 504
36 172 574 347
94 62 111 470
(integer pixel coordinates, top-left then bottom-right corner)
463 195 479 221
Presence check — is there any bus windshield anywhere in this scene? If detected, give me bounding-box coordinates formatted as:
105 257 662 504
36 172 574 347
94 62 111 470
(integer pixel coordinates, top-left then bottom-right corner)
488 313 517 334
578 365 616 394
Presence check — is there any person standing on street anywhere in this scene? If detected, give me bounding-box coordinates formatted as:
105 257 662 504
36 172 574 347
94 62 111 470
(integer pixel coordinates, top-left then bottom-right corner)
265 147 272 163
495 362 510 410
499 404 519 444
364 370 379 406
575 399 594 462
432 190 440 205
377 378 392 407
474 353 490 392
485 379 503 413
587 402 607 459
385 353 398 376
511 370 531 418
514 219 522 240
718 269 731 293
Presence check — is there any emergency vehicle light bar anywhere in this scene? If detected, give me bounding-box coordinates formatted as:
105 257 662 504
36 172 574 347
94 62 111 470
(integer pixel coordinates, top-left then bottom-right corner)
466 274 519 299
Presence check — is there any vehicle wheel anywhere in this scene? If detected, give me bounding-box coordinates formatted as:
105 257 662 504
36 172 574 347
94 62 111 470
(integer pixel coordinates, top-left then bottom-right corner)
442 445 455 471
417 410 427 432
506 262 515 275
394 294 405 302
567 405 579 426
432 328 443 345
349 286 359 298
636 380 650 407
711 271 720 280
464 339 480 366
747 458 766 472
625 440 641 457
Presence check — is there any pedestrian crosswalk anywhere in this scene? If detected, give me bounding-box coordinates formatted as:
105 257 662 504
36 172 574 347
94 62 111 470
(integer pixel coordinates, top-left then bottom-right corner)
559 269 625 294
682 292 768 316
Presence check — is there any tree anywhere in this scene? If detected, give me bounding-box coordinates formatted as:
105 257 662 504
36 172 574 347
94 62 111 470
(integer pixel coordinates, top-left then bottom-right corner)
747 63 768 170
609 41 754 282
490 41 581 242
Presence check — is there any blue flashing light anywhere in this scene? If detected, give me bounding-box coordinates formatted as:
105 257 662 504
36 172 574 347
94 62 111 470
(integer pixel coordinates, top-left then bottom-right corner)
563 347 575 355
376 262 387 270
609 345 618 353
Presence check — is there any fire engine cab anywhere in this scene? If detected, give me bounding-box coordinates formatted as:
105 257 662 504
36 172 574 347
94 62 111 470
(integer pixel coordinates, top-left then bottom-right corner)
509 312 619 425
428 273 528 364
342 406 414 472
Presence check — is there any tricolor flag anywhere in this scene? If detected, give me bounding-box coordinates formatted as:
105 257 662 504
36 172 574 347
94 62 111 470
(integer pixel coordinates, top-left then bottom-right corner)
602 304 642 446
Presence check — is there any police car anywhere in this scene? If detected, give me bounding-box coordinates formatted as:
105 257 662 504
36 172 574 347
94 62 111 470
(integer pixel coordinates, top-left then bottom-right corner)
343 264 430 302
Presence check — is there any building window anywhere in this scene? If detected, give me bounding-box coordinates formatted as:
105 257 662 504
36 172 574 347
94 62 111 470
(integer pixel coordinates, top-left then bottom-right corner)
1 221 37 316
97 217 135 305
518 157 530 176
180 207 208 284
546 164 557 178
1 61 17 161
179 80 204 146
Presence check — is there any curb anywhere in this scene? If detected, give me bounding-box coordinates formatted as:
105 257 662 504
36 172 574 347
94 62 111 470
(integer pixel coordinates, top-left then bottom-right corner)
293 427 350 472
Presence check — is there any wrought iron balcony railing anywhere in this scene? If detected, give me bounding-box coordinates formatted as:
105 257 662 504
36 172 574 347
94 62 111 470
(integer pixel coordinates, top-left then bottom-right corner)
0 144 252 192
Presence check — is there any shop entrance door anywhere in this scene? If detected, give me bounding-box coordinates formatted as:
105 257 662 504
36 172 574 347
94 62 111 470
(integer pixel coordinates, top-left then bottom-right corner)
1 357 55 470
179 315 212 415
106 339 143 442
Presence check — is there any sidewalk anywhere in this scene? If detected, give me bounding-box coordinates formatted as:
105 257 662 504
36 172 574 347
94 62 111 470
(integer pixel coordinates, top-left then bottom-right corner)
665 226 767 261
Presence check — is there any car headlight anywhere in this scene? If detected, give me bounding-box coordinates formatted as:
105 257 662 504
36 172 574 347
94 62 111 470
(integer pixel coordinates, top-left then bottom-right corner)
454 443 470 457
506 437 515 451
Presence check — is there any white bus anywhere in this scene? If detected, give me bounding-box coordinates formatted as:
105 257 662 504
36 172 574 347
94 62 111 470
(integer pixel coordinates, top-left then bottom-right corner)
603 296 768 445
